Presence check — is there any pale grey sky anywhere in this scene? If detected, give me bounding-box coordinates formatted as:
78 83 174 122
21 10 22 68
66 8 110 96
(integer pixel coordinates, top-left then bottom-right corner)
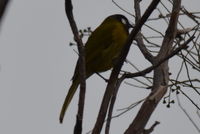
0 0 199 134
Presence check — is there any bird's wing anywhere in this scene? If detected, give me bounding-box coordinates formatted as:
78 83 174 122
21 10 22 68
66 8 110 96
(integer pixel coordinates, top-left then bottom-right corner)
85 22 115 64
71 22 115 80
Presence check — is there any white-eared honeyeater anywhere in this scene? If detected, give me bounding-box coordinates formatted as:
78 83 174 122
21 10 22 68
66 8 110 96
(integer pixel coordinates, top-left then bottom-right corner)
60 14 132 123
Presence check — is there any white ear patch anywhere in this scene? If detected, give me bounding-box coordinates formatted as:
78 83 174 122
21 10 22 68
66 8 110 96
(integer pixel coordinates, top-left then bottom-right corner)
121 18 127 25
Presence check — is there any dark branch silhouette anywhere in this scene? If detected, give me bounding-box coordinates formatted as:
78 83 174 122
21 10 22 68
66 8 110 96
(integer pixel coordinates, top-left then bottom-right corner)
64 0 86 133
0 0 10 25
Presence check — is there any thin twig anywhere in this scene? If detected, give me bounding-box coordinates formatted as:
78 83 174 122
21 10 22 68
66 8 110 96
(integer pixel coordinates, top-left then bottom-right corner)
125 1 182 133
112 98 145 119
178 89 200 110
92 0 161 133
124 35 194 79
176 94 200 132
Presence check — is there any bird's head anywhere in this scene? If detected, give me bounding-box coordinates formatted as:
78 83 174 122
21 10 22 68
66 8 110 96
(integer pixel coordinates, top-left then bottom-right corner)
108 14 133 32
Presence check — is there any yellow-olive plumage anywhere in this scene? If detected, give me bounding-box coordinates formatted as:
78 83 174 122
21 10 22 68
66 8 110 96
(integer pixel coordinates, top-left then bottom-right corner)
60 14 132 123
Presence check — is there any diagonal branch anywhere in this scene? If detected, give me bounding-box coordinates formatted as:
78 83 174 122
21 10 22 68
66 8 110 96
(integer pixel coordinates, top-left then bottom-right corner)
105 76 125 134
92 0 161 133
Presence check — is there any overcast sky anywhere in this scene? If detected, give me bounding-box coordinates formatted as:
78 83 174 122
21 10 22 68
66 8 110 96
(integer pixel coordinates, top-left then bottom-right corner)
0 0 199 134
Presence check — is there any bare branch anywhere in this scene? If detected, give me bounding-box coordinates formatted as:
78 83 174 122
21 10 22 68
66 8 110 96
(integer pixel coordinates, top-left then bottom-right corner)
92 0 161 133
178 89 200 110
113 98 145 119
63 0 86 133
105 77 124 134
157 1 181 59
124 0 181 133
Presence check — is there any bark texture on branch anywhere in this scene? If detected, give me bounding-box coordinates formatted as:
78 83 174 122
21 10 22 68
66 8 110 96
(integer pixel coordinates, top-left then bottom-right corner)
124 0 181 133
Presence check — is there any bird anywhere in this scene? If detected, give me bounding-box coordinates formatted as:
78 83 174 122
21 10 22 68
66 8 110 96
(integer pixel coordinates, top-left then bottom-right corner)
59 14 132 123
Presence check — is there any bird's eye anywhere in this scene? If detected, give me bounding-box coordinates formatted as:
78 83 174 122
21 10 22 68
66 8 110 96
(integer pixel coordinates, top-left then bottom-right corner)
121 18 127 25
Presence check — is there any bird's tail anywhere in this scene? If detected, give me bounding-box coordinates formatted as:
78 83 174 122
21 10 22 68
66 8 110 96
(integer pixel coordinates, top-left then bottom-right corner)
59 79 79 123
